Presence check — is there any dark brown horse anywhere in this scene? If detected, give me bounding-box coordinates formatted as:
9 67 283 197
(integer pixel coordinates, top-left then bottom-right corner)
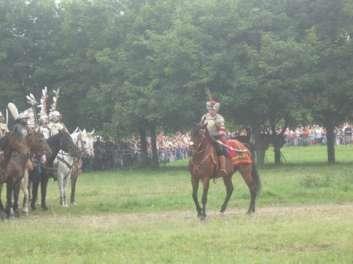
0 129 51 218
189 123 261 220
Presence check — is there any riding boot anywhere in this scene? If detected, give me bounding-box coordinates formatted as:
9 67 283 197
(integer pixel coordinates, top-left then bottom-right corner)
218 155 227 177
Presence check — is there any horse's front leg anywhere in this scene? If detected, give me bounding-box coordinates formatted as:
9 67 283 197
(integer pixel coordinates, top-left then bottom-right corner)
21 170 29 215
191 175 202 218
40 174 49 210
57 170 67 207
200 178 210 220
0 183 6 220
30 168 40 210
6 181 14 218
13 180 21 217
70 173 78 206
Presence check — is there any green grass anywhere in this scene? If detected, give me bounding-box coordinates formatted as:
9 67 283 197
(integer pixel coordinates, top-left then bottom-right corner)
0 145 353 263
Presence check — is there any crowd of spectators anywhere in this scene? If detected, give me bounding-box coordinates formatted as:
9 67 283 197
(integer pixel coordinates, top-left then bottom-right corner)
284 123 353 146
155 132 191 163
86 124 353 171
87 132 191 170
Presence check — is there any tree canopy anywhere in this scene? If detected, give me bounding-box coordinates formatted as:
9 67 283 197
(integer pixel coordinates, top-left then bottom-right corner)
1 0 353 164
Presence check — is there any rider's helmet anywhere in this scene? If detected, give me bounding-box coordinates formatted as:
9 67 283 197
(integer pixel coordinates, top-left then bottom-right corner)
206 99 220 113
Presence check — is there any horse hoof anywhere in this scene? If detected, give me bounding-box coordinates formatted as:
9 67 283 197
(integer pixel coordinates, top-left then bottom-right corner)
41 205 48 211
219 211 226 216
22 209 29 216
31 205 36 210
199 215 207 221
0 211 6 220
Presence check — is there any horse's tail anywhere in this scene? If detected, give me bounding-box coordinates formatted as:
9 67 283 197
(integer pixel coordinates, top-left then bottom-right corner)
252 163 261 195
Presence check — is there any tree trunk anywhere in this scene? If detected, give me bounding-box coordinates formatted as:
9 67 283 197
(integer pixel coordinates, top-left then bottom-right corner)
326 125 336 164
274 146 281 165
150 125 159 168
273 135 285 165
138 127 148 166
256 149 266 167
254 131 270 167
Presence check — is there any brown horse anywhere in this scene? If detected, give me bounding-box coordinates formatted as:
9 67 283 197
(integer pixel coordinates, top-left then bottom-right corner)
0 129 51 218
189 123 261 220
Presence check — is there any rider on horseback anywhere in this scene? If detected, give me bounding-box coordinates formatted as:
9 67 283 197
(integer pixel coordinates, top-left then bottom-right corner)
201 98 228 177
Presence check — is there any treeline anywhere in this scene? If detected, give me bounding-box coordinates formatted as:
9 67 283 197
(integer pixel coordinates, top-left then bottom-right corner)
0 0 353 165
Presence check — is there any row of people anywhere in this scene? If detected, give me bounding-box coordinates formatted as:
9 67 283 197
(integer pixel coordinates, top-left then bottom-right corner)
284 124 353 146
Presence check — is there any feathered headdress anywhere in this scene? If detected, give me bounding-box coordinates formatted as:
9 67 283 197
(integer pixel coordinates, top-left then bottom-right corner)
38 86 49 123
25 93 38 128
49 88 62 121
50 88 60 113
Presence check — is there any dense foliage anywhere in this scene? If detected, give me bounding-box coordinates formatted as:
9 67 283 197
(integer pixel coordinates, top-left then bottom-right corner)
0 0 353 164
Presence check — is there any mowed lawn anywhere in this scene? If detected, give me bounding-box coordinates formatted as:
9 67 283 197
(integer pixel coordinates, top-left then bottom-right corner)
1 145 353 263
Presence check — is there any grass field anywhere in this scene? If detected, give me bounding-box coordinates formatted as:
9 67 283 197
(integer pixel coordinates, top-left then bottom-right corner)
0 145 353 263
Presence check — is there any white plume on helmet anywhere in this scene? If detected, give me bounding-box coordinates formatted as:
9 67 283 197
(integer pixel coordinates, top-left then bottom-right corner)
39 86 49 124
49 89 62 122
7 102 19 120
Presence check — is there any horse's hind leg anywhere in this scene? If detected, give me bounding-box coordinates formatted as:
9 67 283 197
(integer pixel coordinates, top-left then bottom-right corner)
200 178 210 220
239 164 260 214
220 175 234 213
191 175 202 218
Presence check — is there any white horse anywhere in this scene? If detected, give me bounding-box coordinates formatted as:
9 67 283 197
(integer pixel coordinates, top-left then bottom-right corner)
55 128 96 207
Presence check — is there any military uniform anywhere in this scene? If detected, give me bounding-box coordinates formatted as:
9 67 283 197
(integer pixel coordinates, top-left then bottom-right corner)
201 113 226 139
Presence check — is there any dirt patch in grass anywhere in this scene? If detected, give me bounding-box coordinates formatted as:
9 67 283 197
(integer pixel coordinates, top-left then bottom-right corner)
17 203 353 230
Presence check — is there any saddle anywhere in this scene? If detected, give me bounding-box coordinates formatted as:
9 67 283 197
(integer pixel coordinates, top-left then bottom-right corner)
224 139 252 166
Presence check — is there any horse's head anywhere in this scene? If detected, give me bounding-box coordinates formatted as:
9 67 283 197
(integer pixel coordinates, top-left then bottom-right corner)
57 129 80 158
10 119 28 140
26 130 52 156
71 128 96 158
190 122 209 151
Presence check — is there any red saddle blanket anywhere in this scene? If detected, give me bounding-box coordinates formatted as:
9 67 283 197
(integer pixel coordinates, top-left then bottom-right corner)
224 139 253 166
